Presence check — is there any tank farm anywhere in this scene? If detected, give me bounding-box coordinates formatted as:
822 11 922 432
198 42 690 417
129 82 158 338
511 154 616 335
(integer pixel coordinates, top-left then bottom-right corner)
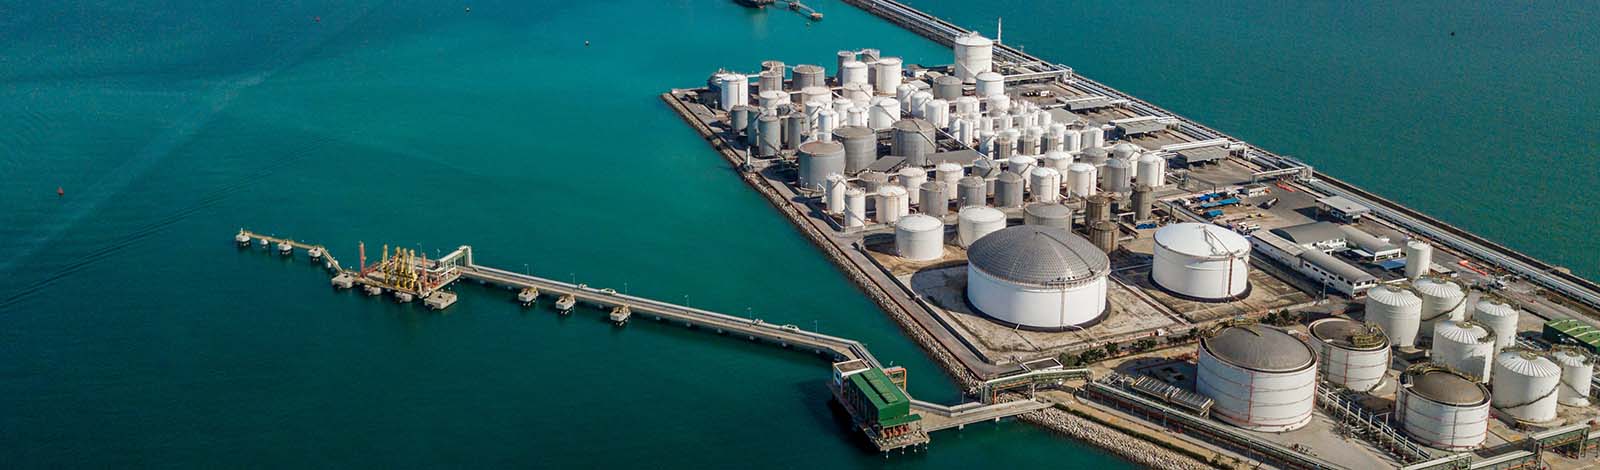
235 1 1600 468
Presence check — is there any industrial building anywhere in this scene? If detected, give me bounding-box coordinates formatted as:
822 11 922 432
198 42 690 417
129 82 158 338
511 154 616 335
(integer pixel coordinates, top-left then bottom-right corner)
1316 195 1371 222
1251 229 1378 295
829 360 926 450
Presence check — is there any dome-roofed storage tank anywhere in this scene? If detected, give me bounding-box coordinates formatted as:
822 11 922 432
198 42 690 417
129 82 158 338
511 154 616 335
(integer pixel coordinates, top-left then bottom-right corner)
1397 364 1490 450
1309 318 1390 392
1432 320 1495 382
1552 346 1593 407
1415 277 1467 342
792 64 825 91
1080 145 1109 167
1366 284 1424 348
975 71 1004 98
895 214 944 261
952 33 994 82
1491 350 1561 423
1471 296 1520 352
935 163 963 201
1087 219 1117 254
796 141 846 191
1196 322 1317 432
1102 158 1132 196
1152 223 1252 301
933 75 963 100
965 225 1110 330
1405 240 1433 280
869 97 900 130
1022 202 1071 230
957 206 1006 248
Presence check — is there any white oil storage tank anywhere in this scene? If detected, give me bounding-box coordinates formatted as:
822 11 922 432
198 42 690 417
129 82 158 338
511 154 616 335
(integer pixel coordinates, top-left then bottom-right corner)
1366 284 1424 348
957 206 1006 248
952 33 994 82
1432 320 1495 382
895 214 944 261
975 71 1004 98
1491 350 1561 423
796 141 846 191
1471 296 1520 352
1066 163 1097 198
1552 347 1593 407
1405 240 1433 280
1397 364 1490 450
1136 153 1167 187
873 57 903 95
1196 323 1317 432
1415 277 1467 342
1309 318 1390 392
1152 223 1251 301
824 173 847 215
965 225 1109 330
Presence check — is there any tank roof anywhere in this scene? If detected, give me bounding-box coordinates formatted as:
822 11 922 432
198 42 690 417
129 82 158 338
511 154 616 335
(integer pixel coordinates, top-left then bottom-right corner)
1153 223 1251 258
1310 318 1389 351
1496 351 1560 378
1202 324 1314 372
966 225 1108 287
1409 368 1488 406
1368 284 1422 306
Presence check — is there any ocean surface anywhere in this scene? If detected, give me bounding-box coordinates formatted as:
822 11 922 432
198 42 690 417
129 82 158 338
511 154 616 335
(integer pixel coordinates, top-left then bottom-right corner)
0 0 1594 468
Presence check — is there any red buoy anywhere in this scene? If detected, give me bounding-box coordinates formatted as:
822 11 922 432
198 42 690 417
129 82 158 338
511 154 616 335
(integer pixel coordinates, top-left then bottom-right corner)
57 186 64 197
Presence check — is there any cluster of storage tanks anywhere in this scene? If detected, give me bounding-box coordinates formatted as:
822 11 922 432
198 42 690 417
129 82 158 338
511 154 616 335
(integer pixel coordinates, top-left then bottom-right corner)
1193 287 1594 451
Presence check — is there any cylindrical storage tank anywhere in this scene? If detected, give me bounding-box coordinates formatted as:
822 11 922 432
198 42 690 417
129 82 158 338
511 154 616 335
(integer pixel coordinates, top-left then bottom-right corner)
1080 145 1109 167
833 126 876 174
761 59 785 75
832 97 853 117
858 170 889 196
840 60 868 86
873 57 903 96
918 181 947 217
823 173 847 215
1433 320 1495 382
935 163 962 201
844 187 867 228
995 172 1025 208
957 206 1006 248
869 97 900 131
843 82 873 106
756 114 782 158
1042 151 1072 172
1196 323 1318 432
892 119 937 167
957 176 985 208
1491 351 1561 423
875 184 908 224
1136 154 1167 187
1552 348 1593 407
1088 220 1117 254
993 130 1016 160
1066 163 1097 198
729 105 751 136
1132 185 1154 220
1028 167 1061 203
975 71 1004 98
895 214 944 261
908 92 933 119
718 74 748 111
783 112 807 150
952 33 994 82
1415 277 1467 342
796 141 846 191
1405 240 1434 280
815 108 837 141
987 94 1012 116
1020 126 1042 156
1046 123 1068 152
971 158 1000 193
1023 202 1072 231
1102 157 1132 195
1005 155 1036 183
933 75 963 100
1398 365 1490 450
1152 223 1252 300
955 96 980 115
801 86 832 106
835 51 855 82
1065 127 1084 152
1081 126 1106 149
1472 297 1520 352
1085 193 1113 222
897 167 927 205
1309 318 1391 392
757 70 783 95
792 64 825 91
965 225 1110 329
1110 142 1139 161
1367 284 1424 348
895 84 916 110
744 106 763 146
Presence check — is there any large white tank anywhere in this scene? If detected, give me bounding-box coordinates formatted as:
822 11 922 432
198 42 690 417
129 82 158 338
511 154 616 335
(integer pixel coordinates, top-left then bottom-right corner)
908 91 933 120
1136 153 1167 187
815 108 838 141
1405 240 1434 280
1029 167 1061 203
952 32 994 82
895 214 944 261
1042 150 1073 172
1309 318 1391 392
1196 323 1317 432
1079 127 1105 149
1397 365 1490 450
1066 163 1097 198
1367 284 1424 348
1491 350 1561 423
1152 223 1252 300
1432 320 1495 382
897 167 927 205
955 96 980 115
1415 277 1467 342
844 187 867 228
869 97 900 130
873 57 903 95
1471 297 1520 352
1552 347 1593 407
975 71 1004 98
935 163 963 201
924 98 950 129
840 60 869 86
875 184 908 224
717 73 748 111
824 173 847 215
957 206 1007 248
1006 155 1037 186
965 225 1110 329
758 90 786 110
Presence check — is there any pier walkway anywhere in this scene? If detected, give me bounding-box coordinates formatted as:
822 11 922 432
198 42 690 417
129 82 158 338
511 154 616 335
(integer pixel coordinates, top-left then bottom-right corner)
911 399 1051 432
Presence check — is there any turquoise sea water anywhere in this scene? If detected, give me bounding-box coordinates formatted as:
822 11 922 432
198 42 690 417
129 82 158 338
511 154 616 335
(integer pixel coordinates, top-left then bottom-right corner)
2 0 1595 468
